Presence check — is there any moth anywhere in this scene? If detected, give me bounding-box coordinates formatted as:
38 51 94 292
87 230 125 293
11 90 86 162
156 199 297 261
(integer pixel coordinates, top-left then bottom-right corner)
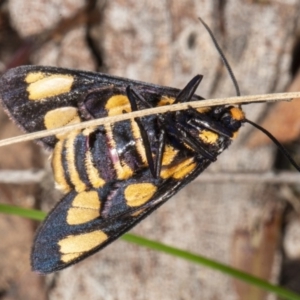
0 19 297 274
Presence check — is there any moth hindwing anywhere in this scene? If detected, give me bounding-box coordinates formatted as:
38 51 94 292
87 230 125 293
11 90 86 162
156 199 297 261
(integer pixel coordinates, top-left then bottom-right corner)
0 65 245 273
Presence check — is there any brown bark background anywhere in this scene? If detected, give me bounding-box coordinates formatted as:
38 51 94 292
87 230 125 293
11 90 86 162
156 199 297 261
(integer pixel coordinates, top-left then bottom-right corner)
0 0 300 299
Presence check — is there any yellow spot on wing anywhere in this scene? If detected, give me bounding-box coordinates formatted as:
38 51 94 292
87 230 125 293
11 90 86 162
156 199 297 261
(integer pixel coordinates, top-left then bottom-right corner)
44 107 80 129
105 95 131 116
162 145 178 166
25 72 46 83
67 191 101 225
199 130 219 144
52 140 71 193
58 231 108 262
160 158 196 179
61 253 81 263
157 96 176 106
67 208 100 225
26 74 74 101
44 107 81 139
73 190 100 209
125 183 157 207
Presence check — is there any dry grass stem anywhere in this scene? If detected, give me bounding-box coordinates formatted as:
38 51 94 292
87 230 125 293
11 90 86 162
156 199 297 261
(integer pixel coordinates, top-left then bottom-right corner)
0 92 299 148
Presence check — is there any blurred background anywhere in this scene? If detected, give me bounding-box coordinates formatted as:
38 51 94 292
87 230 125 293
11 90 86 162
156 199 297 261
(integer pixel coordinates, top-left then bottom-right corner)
0 0 300 299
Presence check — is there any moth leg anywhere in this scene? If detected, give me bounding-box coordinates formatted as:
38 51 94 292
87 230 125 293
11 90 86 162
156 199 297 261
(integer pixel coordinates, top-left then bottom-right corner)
125 86 152 109
187 107 234 138
174 75 203 104
167 121 217 161
154 118 166 178
126 86 157 177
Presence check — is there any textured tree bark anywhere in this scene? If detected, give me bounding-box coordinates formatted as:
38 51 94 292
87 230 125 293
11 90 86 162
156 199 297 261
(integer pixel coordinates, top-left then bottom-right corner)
1 0 300 299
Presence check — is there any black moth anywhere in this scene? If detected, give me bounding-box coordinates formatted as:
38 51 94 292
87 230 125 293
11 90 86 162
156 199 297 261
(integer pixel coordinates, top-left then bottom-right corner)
0 64 244 273
0 19 297 274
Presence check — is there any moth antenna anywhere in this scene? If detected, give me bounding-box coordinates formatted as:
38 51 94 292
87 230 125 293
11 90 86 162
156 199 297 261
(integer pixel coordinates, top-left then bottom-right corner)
245 119 300 172
198 17 241 97
199 17 300 172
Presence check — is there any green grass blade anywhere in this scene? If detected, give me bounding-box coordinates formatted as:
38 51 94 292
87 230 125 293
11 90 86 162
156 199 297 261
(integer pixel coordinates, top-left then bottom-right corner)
0 203 46 220
122 234 300 300
1 203 299 300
